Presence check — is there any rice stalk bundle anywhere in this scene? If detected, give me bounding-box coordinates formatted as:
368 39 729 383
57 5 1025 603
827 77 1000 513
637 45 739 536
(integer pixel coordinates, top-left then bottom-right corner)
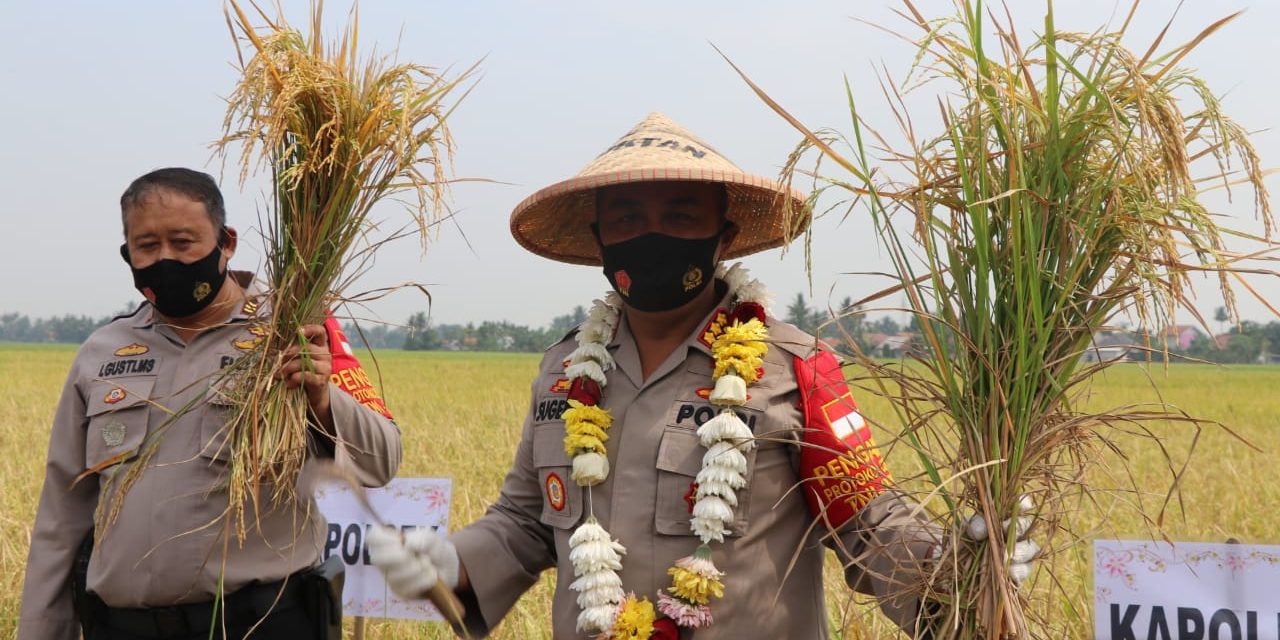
733 1 1274 637
214 1 469 541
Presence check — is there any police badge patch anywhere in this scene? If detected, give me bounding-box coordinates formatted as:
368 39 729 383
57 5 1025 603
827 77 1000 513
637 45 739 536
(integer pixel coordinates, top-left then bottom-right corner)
101 421 126 448
545 472 566 511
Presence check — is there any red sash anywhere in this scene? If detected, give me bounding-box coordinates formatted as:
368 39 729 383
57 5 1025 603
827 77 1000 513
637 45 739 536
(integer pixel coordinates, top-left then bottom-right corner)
794 351 889 528
324 315 394 420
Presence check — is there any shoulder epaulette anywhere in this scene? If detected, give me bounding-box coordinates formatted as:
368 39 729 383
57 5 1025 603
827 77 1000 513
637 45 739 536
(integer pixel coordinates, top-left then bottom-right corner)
108 302 146 323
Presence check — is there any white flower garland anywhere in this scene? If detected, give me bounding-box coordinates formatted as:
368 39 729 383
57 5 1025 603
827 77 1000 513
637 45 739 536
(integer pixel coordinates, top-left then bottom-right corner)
562 263 771 636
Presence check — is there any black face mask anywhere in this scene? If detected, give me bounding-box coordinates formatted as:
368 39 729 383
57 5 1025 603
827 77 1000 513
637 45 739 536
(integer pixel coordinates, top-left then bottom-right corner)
600 232 721 312
121 242 227 318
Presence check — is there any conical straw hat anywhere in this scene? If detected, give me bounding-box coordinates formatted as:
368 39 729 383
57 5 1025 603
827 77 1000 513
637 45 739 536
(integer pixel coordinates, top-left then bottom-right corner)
510 112 811 265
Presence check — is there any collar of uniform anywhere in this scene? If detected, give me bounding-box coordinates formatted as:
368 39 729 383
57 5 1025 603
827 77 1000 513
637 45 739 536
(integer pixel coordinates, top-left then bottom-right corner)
606 281 733 388
686 282 735 359
130 270 265 328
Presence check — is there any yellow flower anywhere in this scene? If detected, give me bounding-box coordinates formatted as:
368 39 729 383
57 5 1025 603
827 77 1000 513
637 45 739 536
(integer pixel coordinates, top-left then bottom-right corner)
715 319 768 347
666 565 726 605
611 595 656 639
567 420 609 444
711 319 769 384
563 399 613 429
563 433 606 456
563 399 614 457
713 357 761 383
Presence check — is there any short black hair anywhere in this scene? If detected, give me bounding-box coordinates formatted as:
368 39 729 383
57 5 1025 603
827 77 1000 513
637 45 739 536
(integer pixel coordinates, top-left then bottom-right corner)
120 168 226 235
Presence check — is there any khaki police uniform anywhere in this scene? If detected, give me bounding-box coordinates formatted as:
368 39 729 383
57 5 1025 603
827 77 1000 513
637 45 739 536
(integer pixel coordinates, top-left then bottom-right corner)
18 274 402 640
453 286 936 639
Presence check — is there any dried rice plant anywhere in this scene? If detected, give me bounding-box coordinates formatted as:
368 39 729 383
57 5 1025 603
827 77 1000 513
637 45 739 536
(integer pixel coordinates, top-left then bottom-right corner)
210 0 470 541
731 1 1276 637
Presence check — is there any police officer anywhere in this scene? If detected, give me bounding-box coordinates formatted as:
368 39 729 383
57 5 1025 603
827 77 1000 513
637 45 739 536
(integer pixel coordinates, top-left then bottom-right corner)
369 114 1031 638
18 168 402 639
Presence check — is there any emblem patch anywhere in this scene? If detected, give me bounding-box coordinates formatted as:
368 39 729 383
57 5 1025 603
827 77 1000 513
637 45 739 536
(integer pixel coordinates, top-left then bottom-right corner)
549 378 572 394
545 472 566 511
101 421 126 448
193 281 212 301
615 270 632 297
103 388 126 405
113 343 150 357
822 394 868 441
684 481 699 514
247 323 270 337
682 265 703 292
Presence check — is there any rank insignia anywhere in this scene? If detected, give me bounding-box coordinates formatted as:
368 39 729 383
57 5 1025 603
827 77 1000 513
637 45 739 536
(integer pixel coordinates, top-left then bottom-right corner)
104 388 126 405
241 300 260 315
113 343 150 357
233 337 263 351
101 421 126 448
697 309 730 349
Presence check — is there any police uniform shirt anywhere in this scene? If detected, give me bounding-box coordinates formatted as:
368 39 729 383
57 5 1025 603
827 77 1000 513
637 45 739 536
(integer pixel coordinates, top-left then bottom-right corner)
452 287 936 639
18 274 402 640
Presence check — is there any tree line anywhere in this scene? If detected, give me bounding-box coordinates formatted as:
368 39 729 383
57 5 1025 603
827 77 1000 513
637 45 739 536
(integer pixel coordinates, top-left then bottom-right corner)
4 299 1280 364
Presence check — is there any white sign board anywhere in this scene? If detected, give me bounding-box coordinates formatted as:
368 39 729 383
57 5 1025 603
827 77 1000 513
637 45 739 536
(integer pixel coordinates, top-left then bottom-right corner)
315 477 451 621
1095 539 1280 640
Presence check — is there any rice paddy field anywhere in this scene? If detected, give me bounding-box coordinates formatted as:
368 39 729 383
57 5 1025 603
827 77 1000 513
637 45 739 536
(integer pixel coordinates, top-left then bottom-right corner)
1 343 1276 638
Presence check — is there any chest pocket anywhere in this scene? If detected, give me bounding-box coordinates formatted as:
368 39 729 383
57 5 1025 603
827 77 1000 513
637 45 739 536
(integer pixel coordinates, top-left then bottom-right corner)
654 426 756 537
531 424 582 529
84 377 156 474
198 389 237 463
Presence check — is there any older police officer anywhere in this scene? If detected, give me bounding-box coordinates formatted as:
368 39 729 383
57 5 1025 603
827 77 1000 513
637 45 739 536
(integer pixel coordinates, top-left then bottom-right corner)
19 168 401 639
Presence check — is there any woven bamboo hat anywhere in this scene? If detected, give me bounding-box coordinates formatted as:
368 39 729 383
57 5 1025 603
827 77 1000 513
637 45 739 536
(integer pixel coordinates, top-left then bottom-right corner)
510 112 810 265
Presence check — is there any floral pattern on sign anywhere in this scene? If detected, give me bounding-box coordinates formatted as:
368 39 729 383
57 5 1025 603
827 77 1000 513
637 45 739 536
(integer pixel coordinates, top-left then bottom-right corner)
1096 541 1280 592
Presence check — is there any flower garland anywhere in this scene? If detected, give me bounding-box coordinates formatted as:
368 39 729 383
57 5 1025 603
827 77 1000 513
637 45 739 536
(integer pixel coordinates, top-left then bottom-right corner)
563 263 771 638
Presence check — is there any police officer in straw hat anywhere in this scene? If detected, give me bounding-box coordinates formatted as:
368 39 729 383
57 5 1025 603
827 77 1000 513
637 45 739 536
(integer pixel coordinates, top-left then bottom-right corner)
369 113 1035 638
19 168 402 639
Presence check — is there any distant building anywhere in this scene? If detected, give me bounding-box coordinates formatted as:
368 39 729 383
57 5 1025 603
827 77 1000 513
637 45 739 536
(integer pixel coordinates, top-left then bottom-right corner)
1082 332 1136 363
1159 325 1202 351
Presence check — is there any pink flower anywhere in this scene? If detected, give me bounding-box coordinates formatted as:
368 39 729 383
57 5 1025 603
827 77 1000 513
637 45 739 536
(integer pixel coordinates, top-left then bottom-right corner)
1102 557 1127 577
674 551 723 579
426 488 448 509
657 592 714 628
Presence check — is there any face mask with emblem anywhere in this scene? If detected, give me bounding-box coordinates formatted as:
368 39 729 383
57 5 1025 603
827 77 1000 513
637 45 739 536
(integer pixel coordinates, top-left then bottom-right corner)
122 241 227 319
600 232 721 312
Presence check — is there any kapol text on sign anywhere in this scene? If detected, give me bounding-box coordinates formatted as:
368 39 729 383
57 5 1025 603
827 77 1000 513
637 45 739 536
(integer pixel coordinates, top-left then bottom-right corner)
1094 539 1280 640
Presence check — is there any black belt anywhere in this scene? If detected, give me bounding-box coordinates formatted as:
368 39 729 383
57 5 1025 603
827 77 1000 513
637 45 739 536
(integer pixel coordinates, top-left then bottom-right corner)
99 573 308 639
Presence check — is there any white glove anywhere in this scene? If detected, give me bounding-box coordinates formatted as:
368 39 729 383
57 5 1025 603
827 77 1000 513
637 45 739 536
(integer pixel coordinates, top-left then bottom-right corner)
367 526 460 599
962 495 1039 584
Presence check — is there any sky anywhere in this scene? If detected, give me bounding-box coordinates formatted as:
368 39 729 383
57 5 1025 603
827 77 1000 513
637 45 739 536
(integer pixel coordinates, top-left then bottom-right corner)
2 0 1278 332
